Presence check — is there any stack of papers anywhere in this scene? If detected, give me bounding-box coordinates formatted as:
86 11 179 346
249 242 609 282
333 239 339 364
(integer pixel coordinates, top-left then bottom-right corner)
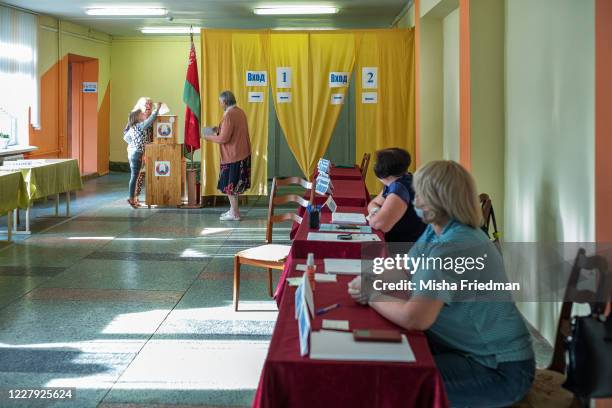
331 212 367 225
323 259 363 275
310 330 416 362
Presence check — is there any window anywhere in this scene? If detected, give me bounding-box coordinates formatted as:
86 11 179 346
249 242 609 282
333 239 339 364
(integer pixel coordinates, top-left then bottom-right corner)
0 5 38 147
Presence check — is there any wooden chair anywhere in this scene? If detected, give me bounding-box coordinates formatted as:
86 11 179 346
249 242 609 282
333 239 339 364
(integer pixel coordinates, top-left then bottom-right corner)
514 248 609 408
233 176 310 311
360 153 371 179
479 193 500 247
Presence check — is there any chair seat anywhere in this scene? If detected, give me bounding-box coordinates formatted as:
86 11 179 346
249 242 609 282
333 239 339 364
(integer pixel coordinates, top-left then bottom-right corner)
236 244 291 263
514 369 577 408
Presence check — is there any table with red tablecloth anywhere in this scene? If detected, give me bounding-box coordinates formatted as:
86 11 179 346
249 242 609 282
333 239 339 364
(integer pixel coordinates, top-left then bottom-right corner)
254 259 449 408
257 167 449 408
327 165 364 180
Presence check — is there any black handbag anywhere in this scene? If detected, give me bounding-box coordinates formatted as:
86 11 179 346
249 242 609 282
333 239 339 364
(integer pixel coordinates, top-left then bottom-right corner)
562 250 612 398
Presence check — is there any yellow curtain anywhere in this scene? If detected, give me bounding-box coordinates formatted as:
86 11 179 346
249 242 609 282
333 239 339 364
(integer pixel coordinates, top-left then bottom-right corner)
309 33 358 177
355 29 415 194
200 30 268 196
269 33 310 176
269 32 358 177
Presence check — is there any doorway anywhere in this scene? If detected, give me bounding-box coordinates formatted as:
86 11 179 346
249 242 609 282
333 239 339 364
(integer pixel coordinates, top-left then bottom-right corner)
67 54 99 176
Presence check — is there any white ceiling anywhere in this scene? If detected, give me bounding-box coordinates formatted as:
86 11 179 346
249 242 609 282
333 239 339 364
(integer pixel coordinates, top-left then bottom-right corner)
1 0 409 36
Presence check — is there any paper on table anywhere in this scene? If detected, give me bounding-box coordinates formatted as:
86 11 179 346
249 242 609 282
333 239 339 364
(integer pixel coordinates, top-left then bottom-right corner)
310 330 415 362
331 212 367 225
324 259 363 275
287 277 303 286
315 273 337 283
319 224 372 233
307 232 381 242
322 319 350 331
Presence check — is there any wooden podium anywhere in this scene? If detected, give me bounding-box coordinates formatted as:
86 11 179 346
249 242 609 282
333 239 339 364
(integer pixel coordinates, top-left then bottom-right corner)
145 115 183 207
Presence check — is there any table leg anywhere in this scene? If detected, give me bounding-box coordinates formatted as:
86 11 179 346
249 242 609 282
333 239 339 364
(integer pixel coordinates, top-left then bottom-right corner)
55 193 59 216
25 205 30 234
6 210 12 242
13 209 18 233
66 191 70 216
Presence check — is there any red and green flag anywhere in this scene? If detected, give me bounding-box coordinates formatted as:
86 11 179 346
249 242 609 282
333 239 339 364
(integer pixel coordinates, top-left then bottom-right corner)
183 40 201 153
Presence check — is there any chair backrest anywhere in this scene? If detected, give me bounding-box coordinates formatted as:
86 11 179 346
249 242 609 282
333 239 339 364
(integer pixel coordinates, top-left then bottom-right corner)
360 153 371 179
266 176 310 243
548 248 610 373
479 193 500 244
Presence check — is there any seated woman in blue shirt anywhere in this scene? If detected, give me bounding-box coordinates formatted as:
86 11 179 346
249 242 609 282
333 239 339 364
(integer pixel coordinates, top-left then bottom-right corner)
349 160 535 408
366 148 426 242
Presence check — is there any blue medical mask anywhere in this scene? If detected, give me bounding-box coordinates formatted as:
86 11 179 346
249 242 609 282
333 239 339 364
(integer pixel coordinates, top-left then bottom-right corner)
414 206 425 220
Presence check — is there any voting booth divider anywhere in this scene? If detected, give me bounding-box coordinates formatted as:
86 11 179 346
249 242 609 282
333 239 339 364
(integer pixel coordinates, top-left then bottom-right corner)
200 29 416 197
145 115 185 207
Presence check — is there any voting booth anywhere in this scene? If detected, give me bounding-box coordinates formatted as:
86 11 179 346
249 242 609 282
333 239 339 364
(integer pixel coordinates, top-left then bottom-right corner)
145 115 184 207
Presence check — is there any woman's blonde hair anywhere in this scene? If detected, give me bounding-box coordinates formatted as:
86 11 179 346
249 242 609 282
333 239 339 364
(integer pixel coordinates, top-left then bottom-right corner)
413 160 482 229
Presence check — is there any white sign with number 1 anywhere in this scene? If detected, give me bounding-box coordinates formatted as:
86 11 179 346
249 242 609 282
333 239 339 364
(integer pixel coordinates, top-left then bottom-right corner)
277 67 292 88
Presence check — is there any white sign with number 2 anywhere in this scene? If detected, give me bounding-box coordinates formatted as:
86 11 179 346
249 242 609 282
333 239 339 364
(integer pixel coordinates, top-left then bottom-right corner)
362 67 378 89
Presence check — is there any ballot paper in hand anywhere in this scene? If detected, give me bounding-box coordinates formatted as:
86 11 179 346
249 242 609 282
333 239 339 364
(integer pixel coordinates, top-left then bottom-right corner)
324 258 363 275
203 126 217 136
332 212 367 225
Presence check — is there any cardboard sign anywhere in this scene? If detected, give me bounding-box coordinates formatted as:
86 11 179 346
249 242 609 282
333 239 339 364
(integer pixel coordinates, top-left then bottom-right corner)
362 92 378 104
248 92 264 103
246 71 267 86
329 72 349 88
317 158 331 174
331 93 345 105
295 274 314 356
277 92 292 103
362 67 378 89
325 195 337 212
277 67 292 88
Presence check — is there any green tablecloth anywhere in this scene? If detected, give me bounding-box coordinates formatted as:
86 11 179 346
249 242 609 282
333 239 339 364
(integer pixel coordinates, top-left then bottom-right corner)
19 159 82 202
0 159 83 206
0 171 27 215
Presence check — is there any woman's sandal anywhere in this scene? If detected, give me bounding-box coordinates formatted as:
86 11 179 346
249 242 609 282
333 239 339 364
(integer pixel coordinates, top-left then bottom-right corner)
127 199 140 209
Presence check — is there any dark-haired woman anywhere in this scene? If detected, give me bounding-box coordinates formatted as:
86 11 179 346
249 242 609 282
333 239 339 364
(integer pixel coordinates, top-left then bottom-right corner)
124 102 160 208
366 148 426 242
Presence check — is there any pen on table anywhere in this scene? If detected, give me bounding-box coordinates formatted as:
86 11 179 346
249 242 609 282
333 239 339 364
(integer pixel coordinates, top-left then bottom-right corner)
316 303 340 316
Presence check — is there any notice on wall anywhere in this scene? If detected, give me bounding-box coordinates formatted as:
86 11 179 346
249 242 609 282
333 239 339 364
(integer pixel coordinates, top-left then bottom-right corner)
277 92 292 103
82 82 97 93
246 71 267 86
154 161 171 177
329 72 349 88
277 67 292 88
362 92 378 104
331 93 345 105
248 92 264 103
362 67 378 89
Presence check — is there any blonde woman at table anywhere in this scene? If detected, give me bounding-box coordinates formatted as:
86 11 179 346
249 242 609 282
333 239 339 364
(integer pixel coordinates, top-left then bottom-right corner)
348 160 535 407
366 148 426 243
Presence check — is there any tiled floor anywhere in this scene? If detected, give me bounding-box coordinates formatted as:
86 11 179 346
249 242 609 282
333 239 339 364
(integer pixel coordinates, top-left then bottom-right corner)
0 172 552 407
0 173 282 407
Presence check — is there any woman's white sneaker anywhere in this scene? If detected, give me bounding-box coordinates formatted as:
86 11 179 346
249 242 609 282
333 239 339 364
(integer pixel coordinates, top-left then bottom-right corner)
219 213 241 221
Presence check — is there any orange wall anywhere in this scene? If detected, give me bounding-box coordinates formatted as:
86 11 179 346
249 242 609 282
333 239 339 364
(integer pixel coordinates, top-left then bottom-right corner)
29 55 109 175
596 0 612 243
459 0 471 170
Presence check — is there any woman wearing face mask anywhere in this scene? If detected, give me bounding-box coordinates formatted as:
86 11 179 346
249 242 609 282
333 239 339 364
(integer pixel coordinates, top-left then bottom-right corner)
202 90 252 221
366 148 426 242
348 160 535 407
